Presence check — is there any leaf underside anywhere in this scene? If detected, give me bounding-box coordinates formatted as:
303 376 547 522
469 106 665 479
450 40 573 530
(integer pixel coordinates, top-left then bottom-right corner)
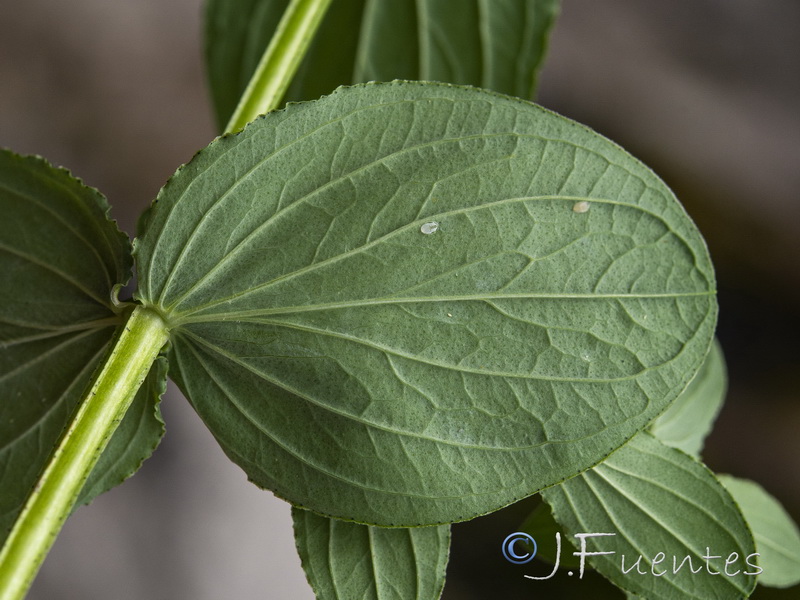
205 0 560 130
293 508 449 600
0 149 164 544
541 432 757 600
135 81 717 527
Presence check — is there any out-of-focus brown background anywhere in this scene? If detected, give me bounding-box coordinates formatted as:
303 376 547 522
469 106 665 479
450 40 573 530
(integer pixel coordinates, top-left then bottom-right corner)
1 1 797 598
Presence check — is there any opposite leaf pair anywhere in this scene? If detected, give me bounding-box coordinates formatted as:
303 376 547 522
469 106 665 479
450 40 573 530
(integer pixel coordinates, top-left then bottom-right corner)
4 80 715 584
3 0 798 598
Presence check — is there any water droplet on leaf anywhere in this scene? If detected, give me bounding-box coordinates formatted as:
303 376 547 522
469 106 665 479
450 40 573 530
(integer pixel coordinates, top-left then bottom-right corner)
420 221 439 234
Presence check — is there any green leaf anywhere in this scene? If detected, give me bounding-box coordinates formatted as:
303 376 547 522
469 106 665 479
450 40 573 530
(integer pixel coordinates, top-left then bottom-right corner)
541 432 757 599
205 0 560 129
293 508 449 600
650 339 726 456
0 149 162 543
135 81 716 526
718 475 800 589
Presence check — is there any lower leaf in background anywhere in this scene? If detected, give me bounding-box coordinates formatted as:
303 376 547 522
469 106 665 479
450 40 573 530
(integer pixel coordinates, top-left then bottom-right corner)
292 508 450 600
519 342 800 597
519 499 580 571
649 340 726 457
718 475 800 589
540 431 757 600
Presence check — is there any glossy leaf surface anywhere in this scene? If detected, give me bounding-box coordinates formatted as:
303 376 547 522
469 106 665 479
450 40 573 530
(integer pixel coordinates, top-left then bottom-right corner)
650 339 726 456
135 81 716 526
293 508 449 599
541 433 756 599
0 149 164 543
718 475 800 589
205 0 559 129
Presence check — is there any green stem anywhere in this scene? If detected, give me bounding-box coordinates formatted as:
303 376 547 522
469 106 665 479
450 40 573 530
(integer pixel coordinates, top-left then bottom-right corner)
0 2 332 596
0 306 169 600
224 0 334 134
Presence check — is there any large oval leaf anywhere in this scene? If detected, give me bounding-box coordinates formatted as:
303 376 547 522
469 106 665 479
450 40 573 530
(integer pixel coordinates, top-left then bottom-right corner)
293 508 449 599
135 81 717 526
205 0 559 129
540 433 757 599
0 149 164 544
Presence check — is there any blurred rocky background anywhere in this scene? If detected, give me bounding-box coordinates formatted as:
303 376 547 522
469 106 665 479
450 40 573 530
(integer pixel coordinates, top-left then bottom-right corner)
1 0 797 598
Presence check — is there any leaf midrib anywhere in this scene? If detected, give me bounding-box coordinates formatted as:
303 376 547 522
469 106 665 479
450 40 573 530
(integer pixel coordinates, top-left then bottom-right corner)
172 290 713 326
0 317 120 348
147 94 700 313
161 193 709 322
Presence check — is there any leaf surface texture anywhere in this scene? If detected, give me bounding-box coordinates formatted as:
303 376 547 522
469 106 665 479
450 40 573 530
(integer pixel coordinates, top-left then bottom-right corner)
135 82 717 526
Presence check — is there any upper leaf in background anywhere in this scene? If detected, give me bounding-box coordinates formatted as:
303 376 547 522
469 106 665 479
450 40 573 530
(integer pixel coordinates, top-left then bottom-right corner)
0 149 165 545
135 81 717 526
540 432 757 600
205 0 559 130
718 475 800 589
293 508 449 600
650 338 726 456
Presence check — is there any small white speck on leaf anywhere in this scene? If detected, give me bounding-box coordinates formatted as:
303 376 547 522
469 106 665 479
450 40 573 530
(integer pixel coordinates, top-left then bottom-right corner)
447 313 452 317
573 201 590 213
420 221 439 234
